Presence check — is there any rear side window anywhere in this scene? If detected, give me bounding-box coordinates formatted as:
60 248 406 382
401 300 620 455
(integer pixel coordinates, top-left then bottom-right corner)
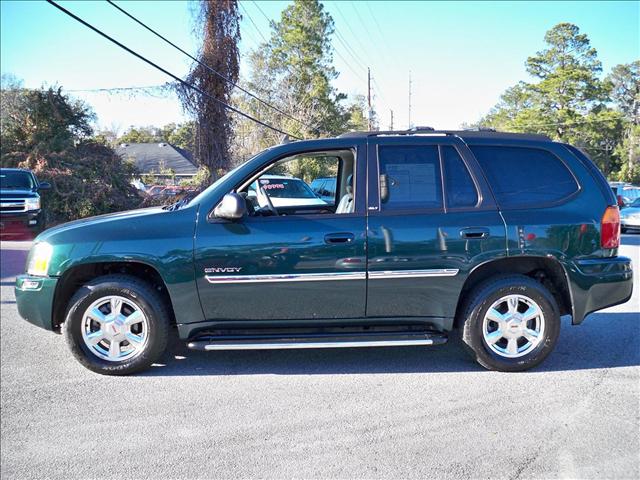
470 146 579 208
378 145 443 210
442 146 478 208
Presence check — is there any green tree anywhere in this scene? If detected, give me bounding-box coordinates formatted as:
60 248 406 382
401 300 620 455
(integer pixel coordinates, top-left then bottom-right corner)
0 79 140 222
240 0 348 142
608 61 640 124
478 23 627 176
607 62 640 179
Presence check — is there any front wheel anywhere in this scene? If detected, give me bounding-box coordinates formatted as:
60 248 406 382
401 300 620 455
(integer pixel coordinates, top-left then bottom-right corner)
460 275 560 372
63 275 170 375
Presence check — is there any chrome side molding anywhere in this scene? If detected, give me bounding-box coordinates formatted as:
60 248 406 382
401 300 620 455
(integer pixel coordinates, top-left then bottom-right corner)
204 268 459 284
205 271 366 284
369 269 459 279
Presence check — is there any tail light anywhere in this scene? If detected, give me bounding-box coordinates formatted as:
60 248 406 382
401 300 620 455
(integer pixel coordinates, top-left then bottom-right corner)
601 206 620 249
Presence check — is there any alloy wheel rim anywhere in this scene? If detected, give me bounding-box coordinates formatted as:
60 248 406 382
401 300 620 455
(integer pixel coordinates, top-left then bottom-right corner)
81 295 149 362
482 294 545 358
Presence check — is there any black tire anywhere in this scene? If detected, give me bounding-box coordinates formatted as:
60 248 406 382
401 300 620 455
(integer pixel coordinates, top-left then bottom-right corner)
459 275 560 372
63 275 170 375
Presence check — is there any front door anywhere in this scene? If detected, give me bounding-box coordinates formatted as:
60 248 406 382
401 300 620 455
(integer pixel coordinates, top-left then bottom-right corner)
194 144 367 321
365 135 507 321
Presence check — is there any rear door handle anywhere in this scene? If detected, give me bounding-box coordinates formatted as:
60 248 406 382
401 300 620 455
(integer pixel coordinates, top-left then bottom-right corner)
460 227 490 239
325 232 355 244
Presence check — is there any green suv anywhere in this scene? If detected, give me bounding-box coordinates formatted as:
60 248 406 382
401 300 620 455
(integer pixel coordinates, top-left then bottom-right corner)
15 130 633 375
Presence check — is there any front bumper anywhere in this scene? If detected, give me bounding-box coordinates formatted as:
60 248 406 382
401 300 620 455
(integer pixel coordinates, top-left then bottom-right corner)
15 275 58 331
567 256 633 324
0 210 44 236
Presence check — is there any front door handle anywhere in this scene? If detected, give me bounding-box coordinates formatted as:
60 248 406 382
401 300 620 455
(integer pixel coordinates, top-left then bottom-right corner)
460 227 490 239
325 232 355 244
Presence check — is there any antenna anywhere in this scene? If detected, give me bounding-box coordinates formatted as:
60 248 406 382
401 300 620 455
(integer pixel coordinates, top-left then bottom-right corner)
408 70 412 129
390 109 394 130
367 67 372 131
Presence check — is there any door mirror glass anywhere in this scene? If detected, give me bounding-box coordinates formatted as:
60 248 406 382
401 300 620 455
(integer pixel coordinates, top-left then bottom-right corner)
214 193 247 220
38 181 51 190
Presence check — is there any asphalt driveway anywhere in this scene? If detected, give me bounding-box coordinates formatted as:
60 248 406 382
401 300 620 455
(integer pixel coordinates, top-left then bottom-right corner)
1 237 638 479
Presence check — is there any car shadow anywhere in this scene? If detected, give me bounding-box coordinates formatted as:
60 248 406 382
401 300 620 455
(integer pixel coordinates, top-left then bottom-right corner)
143 312 640 377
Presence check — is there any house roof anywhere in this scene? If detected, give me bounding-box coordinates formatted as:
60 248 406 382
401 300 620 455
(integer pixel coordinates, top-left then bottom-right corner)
116 143 198 175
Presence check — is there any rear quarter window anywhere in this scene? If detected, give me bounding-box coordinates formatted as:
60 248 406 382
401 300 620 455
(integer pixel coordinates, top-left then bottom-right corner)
470 146 579 209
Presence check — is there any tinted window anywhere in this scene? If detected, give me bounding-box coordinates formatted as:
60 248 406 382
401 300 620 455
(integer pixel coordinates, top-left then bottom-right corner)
442 146 478 208
378 145 442 210
470 146 578 208
0 171 35 190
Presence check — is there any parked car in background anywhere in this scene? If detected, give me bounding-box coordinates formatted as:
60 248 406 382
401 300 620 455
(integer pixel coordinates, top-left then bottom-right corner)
146 185 167 197
14 129 633 375
0 168 50 238
247 175 327 209
620 186 640 206
621 197 640 232
310 176 337 204
609 182 640 207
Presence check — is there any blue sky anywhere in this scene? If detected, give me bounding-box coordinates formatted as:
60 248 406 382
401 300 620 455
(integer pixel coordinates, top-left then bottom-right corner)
2 0 638 133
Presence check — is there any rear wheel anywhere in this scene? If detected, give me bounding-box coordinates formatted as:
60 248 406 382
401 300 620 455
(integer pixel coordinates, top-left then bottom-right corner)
63 275 170 375
460 275 560 372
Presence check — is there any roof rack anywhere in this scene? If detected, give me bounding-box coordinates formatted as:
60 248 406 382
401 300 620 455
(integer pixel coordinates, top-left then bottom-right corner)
337 129 550 141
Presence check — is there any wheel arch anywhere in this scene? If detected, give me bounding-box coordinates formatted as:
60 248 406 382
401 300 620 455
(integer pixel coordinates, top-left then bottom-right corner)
52 261 176 331
454 256 573 328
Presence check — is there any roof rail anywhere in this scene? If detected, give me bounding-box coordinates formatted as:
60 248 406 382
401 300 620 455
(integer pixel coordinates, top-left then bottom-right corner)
337 129 550 141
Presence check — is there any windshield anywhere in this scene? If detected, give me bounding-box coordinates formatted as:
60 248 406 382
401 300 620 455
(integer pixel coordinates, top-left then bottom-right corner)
0 171 36 190
258 178 318 199
630 197 640 207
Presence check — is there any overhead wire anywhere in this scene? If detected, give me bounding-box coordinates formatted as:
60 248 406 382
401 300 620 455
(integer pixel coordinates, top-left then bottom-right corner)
107 0 314 131
46 0 301 139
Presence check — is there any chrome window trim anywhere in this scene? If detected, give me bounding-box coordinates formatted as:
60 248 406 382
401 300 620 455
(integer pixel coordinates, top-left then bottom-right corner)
204 268 458 284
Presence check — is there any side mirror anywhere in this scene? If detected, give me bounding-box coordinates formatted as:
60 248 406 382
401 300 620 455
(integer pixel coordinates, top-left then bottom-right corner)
213 193 247 220
38 182 51 191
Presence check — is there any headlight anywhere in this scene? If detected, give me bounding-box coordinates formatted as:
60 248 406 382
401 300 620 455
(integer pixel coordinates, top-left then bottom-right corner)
27 242 53 277
24 197 41 211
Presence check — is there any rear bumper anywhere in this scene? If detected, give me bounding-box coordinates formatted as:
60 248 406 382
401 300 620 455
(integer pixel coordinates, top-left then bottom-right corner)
15 275 58 331
567 256 633 324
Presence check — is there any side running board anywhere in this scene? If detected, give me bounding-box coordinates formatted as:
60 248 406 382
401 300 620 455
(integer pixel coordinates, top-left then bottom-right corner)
187 331 448 351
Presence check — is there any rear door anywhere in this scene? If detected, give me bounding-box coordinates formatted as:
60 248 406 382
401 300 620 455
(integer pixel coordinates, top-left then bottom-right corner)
365 135 507 322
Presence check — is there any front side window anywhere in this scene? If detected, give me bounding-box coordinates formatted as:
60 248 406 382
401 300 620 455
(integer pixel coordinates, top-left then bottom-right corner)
242 150 355 216
470 146 579 208
378 145 443 210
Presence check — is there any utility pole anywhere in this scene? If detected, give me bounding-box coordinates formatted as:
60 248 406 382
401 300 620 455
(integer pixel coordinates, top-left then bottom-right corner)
408 70 412 129
367 67 372 131
390 109 394 130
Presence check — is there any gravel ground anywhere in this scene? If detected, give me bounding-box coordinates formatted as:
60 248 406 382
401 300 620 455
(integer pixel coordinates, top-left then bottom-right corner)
1 236 638 479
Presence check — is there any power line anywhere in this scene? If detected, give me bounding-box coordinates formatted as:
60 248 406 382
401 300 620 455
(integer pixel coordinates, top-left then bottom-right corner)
47 0 300 139
107 0 313 131
251 1 271 23
239 2 268 43
66 84 171 94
